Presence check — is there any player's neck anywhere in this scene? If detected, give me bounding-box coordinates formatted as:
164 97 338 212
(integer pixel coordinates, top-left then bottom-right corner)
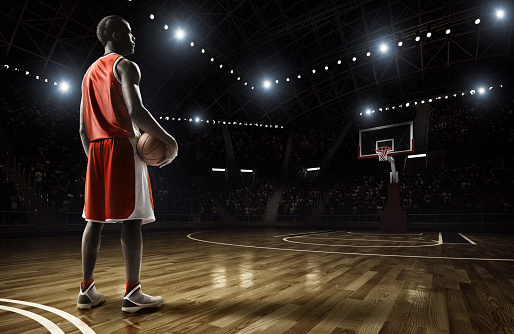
103 45 120 56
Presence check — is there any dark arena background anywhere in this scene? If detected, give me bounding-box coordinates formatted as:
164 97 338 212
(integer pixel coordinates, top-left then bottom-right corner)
1 1 513 333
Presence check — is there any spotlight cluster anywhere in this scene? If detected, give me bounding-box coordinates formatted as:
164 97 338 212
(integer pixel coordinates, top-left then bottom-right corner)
158 116 284 129
148 5 507 94
360 84 503 116
3 64 72 93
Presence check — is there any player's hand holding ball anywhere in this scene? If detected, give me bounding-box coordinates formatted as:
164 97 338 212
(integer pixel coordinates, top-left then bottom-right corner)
137 133 178 168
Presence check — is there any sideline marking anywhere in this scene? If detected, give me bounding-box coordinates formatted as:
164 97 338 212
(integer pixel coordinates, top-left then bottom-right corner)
0 298 96 334
0 305 65 334
187 232 514 262
283 237 441 248
459 233 477 245
297 236 437 243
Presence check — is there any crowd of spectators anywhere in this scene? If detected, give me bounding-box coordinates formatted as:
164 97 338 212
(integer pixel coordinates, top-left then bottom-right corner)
0 73 86 214
230 127 287 178
429 92 513 162
278 179 321 216
219 180 274 217
1 68 512 223
162 121 227 177
324 161 513 215
0 170 24 211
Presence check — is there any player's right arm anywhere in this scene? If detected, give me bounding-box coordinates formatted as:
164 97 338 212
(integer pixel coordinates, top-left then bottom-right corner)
117 58 178 167
79 79 90 158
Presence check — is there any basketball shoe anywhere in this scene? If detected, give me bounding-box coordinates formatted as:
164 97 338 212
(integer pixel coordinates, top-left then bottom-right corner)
122 283 163 313
77 282 105 310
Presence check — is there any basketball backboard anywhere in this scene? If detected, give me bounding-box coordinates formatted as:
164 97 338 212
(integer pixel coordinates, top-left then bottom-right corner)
358 121 414 159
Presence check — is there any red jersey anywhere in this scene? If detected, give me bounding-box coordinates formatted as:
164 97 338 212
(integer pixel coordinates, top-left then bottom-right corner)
82 53 136 141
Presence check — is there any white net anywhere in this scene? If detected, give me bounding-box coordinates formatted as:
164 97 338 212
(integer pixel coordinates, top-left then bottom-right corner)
376 146 391 161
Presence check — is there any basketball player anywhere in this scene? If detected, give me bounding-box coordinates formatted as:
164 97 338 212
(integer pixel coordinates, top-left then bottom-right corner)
78 15 178 313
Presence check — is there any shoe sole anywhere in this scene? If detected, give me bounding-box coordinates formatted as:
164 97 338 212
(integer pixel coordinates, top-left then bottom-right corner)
77 298 105 310
121 300 163 313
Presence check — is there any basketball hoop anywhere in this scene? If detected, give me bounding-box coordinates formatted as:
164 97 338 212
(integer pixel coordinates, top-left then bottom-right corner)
376 146 391 161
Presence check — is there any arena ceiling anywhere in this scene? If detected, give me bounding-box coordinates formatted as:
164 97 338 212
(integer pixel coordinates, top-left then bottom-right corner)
1 0 513 127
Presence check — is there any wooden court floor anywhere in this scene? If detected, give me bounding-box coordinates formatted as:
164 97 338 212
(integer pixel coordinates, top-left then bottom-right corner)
1 228 514 333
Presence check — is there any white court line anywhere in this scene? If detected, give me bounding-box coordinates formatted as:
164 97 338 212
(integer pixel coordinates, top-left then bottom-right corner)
459 233 477 245
187 232 514 261
273 231 335 238
294 236 438 244
0 298 96 334
283 237 441 248
0 305 65 334
347 232 424 236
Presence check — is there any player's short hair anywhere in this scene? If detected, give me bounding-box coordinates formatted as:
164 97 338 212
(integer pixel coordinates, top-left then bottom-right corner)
96 15 127 47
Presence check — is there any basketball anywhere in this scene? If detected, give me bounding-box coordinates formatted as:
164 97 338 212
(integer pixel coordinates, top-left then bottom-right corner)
137 133 166 166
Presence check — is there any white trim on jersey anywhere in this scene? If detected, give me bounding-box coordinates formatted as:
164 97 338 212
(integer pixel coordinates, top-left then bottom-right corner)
113 56 124 84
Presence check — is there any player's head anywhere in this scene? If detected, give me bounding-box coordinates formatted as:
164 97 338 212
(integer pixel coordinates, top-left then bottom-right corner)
97 15 136 56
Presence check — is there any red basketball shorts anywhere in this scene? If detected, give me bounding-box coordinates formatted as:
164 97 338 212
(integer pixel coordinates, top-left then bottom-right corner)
83 137 155 224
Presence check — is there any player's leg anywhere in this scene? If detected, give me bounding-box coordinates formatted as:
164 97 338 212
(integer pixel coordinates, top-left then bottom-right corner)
121 219 143 282
82 221 104 280
78 221 105 309
121 219 163 313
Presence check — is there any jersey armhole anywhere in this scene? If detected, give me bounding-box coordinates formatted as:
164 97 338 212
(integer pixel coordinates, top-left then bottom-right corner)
113 57 124 84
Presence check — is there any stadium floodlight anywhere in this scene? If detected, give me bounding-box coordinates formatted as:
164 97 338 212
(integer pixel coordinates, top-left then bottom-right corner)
397 41 403 47
164 24 168 30
263 80 271 89
415 36 421 42
59 81 70 93
275 79 279 83
475 18 481 24
306 167 320 172
352 56 357 61
195 117 200 122
496 9 505 19
240 169 253 173
379 43 388 53
312 69 316 73
408 154 427 159
365 108 371 115
325 66 328 70
149 14 154 20
337 60 342 64
426 31 432 38
190 42 194 47
212 168 226 172
366 51 371 57
297 74 301 79
446 28 451 35
174 28 185 40
478 87 486 94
